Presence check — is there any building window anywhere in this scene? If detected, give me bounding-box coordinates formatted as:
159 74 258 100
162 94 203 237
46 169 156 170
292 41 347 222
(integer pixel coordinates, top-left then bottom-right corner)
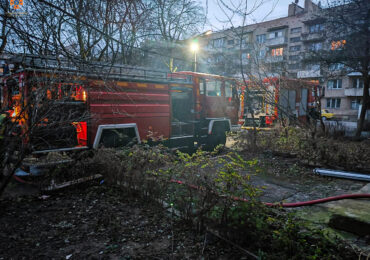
258 49 266 58
331 40 346 50
309 42 322 51
271 47 283 56
288 63 300 69
309 24 324 33
227 39 234 45
289 45 301 52
289 55 300 61
329 63 345 71
241 39 251 48
213 38 225 48
290 37 301 43
327 79 342 89
256 34 266 43
269 30 283 39
326 98 341 109
352 78 364 88
243 34 251 42
351 98 361 110
306 63 320 71
215 54 224 63
241 52 250 61
291 27 301 34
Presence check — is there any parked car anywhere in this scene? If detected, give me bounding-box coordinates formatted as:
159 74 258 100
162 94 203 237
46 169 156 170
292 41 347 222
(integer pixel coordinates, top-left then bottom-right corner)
321 109 334 120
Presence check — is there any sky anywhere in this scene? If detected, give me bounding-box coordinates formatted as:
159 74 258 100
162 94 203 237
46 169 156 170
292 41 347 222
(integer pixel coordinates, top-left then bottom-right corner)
198 0 298 31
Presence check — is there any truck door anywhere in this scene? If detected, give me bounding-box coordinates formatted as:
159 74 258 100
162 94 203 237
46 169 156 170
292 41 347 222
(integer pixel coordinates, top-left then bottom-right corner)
170 85 194 137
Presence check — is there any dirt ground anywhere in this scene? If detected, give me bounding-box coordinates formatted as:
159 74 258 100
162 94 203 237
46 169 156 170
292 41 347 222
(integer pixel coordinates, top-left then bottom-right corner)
1 144 368 259
0 184 244 260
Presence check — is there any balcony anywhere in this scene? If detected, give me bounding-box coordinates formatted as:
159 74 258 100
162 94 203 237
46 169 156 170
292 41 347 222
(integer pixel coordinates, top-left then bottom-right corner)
265 55 284 63
266 37 287 46
240 42 253 50
204 45 226 53
301 32 323 42
344 88 368 96
297 69 321 78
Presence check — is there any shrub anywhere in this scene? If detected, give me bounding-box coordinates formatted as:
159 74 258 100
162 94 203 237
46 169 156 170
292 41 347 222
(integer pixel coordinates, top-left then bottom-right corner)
70 144 357 259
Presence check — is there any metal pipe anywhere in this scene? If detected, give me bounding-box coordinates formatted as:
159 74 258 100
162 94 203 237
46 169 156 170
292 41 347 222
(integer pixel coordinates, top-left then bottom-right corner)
314 168 370 182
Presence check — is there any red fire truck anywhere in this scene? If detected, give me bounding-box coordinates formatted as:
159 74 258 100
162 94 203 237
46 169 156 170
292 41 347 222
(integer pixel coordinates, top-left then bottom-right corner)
238 77 318 127
0 55 240 153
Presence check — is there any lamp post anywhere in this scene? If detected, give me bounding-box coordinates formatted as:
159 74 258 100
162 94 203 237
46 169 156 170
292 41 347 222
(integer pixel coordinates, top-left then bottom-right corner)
190 41 199 72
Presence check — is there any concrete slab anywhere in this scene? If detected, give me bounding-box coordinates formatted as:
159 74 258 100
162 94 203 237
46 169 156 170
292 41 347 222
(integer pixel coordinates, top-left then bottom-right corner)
321 183 370 224
295 184 370 251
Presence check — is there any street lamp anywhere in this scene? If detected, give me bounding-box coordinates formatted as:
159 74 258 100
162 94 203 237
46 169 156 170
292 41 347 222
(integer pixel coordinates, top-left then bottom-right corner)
190 41 199 72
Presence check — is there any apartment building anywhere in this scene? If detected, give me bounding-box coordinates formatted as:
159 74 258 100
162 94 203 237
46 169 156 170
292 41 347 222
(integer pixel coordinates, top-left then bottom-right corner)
194 0 365 121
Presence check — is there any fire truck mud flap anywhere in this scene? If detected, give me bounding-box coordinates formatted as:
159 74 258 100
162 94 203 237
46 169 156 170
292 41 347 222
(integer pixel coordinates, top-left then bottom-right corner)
93 123 141 149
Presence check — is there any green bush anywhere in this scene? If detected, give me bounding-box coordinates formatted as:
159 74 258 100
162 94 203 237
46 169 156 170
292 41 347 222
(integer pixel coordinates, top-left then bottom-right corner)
72 144 357 259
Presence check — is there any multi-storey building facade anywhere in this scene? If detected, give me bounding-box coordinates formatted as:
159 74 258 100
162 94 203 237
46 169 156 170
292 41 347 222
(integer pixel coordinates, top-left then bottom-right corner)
194 0 366 121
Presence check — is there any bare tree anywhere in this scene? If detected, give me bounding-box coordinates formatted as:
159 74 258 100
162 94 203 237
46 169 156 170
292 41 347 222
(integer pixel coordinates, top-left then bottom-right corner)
306 0 370 137
0 1 11 54
146 0 205 71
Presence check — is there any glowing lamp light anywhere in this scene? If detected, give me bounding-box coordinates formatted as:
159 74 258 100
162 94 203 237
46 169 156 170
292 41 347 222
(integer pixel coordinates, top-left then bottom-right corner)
190 42 199 52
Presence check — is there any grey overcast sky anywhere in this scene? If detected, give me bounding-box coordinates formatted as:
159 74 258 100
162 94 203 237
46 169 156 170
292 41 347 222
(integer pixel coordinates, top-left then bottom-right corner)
198 0 302 31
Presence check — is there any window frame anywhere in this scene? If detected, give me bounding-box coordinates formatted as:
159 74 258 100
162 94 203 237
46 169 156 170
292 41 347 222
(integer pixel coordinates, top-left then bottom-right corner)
213 38 225 48
289 45 301 52
269 30 283 39
290 27 302 34
309 24 324 33
327 79 342 89
326 98 341 109
224 81 233 98
352 78 364 89
227 39 235 45
351 98 361 110
289 55 300 61
290 37 301 43
271 47 284 56
256 34 266 44
309 42 323 51
205 79 222 97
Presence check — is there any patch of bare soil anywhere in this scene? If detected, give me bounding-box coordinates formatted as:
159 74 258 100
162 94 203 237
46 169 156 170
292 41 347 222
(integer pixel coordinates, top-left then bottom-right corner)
0 184 244 259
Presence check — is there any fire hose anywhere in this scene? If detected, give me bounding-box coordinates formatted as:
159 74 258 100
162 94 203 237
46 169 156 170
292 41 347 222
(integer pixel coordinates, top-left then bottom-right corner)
169 179 370 208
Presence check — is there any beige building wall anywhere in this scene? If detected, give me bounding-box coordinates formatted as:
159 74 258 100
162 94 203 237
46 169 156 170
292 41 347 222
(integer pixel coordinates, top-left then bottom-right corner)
194 0 361 121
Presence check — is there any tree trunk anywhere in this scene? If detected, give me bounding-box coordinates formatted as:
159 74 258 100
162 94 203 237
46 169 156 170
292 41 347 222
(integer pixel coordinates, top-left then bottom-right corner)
355 75 369 137
0 3 9 54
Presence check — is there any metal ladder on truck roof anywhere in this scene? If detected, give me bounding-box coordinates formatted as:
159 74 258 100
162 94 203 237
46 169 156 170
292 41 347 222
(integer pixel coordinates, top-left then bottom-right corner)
8 54 193 84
